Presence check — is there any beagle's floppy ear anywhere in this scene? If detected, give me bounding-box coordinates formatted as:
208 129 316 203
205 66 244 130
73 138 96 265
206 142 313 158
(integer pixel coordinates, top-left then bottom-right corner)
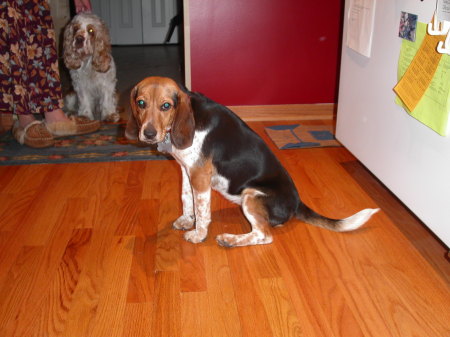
171 90 195 149
125 86 139 140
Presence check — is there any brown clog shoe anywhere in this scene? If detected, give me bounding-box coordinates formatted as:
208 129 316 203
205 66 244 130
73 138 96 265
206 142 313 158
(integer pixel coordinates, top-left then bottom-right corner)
46 116 101 138
12 120 55 148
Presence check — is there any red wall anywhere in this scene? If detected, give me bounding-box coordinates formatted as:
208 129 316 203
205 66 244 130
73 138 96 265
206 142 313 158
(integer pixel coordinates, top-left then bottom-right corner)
189 0 343 106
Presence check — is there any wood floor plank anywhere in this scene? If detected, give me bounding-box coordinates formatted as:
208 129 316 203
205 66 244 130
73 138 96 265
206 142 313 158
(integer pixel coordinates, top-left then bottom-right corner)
307 228 398 337
66 162 117 200
0 198 89 337
0 166 20 193
151 271 181 337
0 245 43 337
122 303 153 337
203 237 243 337
141 160 174 200
89 235 135 337
0 164 49 194
71 197 98 229
126 198 160 303
0 164 60 258
292 155 449 336
179 240 207 292
340 217 450 336
22 165 72 246
61 164 130 336
154 162 181 272
258 277 303 337
0 193 16 228
114 161 146 236
226 247 275 337
282 151 448 336
213 196 280 337
126 227 156 303
0 193 38 290
341 160 450 283
26 228 93 337
180 291 211 337
273 226 361 337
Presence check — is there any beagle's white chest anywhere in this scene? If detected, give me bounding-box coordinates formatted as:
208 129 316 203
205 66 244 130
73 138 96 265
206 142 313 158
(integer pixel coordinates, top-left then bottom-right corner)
171 130 209 168
171 129 243 205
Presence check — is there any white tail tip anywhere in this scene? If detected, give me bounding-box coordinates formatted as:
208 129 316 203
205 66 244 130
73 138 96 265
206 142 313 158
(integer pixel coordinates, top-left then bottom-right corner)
339 208 380 231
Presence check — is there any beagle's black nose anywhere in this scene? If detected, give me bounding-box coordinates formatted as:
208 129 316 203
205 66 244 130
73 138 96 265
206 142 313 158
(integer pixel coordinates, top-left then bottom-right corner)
143 125 157 140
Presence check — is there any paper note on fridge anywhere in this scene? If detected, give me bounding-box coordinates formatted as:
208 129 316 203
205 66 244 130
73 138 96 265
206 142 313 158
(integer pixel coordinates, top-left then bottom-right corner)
346 0 377 57
395 22 450 136
437 0 450 22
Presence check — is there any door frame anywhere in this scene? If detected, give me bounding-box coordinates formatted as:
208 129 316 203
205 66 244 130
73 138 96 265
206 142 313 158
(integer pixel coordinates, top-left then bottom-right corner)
183 0 191 89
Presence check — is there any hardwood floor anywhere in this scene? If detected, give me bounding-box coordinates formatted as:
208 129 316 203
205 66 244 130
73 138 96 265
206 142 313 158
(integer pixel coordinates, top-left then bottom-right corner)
0 121 449 337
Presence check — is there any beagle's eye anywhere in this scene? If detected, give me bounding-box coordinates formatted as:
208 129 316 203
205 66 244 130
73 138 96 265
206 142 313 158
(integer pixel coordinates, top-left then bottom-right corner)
137 99 146 109
161 102 171 111
88 28 95 35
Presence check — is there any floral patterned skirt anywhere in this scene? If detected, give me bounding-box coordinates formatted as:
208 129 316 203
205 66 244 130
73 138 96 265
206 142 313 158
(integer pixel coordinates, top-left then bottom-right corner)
0 0 63 116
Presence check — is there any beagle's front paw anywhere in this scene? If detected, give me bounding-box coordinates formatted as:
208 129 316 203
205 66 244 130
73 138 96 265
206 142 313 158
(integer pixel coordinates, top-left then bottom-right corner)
184 229 207 244
173 215 195 230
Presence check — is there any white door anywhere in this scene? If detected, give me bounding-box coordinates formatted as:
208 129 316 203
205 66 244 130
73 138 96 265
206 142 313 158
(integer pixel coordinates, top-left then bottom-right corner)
91 0 179 45
142 0 178 44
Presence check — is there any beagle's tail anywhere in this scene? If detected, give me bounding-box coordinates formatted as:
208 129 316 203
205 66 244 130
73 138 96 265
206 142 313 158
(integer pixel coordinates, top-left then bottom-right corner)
296 203 379 232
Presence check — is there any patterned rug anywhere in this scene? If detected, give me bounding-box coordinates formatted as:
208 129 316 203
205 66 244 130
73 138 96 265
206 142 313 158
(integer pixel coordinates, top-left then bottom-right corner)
265 123 341 149
0 120 170 166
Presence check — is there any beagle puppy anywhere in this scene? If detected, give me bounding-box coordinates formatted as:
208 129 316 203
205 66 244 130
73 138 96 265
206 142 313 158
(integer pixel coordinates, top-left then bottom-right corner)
126 76 378 247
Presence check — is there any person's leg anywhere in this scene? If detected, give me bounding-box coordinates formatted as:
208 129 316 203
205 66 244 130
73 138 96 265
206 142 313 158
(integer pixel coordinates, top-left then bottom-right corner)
14 1 77 126
18 114 37 128
26 0 65 118
2 1 55 147
0 1 31 120
5 1 99 146
44 108 71 124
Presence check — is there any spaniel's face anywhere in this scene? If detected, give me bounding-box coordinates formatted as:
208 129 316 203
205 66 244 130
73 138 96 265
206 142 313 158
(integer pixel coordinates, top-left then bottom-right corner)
71 22 95 56
64 13 112 72
69 17 100 57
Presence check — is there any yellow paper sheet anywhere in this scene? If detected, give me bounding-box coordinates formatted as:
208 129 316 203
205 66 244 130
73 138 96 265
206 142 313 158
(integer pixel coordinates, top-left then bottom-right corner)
395 22 450 136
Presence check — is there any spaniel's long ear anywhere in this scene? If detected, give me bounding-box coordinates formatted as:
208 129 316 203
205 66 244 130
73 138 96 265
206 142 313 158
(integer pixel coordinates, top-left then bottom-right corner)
63 22 81 70
171 91 195 149
92 20 111 73
125 86 139 140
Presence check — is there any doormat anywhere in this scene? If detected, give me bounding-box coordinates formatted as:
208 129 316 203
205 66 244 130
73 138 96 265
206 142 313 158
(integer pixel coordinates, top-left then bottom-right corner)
0 120 170 166
265 124 341 149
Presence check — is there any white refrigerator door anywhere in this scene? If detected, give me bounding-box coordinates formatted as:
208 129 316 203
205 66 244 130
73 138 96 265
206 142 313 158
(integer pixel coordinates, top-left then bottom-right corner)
337 0 450 246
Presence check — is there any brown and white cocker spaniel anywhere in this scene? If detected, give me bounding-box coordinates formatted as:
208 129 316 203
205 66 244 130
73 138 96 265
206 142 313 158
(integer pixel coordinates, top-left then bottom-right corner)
63 12 119 122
